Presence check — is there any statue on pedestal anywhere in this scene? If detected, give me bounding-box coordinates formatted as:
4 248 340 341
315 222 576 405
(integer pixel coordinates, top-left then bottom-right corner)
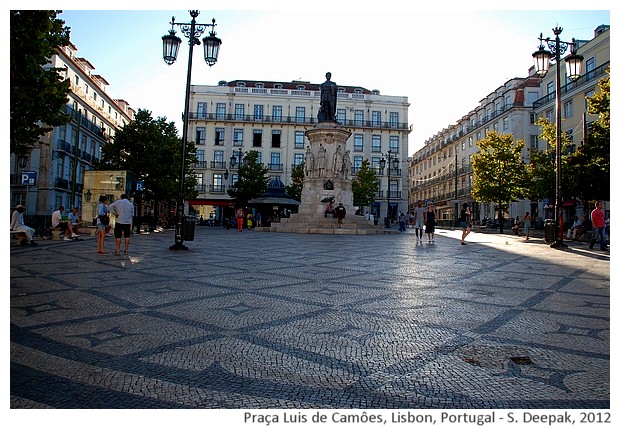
318 72 338 123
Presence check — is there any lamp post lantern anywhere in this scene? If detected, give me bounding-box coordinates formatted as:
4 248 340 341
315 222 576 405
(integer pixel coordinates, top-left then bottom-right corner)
162 10 222 250
379 150 399 228
532 26 583 248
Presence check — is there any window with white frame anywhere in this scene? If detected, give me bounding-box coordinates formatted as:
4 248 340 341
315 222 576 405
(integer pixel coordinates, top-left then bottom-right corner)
270 152 281 169
353 156 363 173
372 111 381 127
295 131 304 149
372 135 381 152
354 110 363 126
295 106 305 123
336 109 345 123
272 105 282 122
389 136 399 153
235 103 244 120
389 112 399 128
233 129 243 146
354 134 363 151
196 127 206 145
294 153 304 166
271 130 281 148
254 104 264 120
216 103 226 120
197 102 207 119
564 100 573 118
215 128 224 146
253 130 262 147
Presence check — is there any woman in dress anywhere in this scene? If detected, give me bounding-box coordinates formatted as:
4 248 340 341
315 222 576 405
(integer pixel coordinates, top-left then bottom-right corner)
424 202 437 243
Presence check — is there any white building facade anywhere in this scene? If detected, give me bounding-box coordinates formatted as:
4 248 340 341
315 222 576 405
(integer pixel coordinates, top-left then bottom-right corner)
186 79 410 222
10 40 134 230
409 25 610 228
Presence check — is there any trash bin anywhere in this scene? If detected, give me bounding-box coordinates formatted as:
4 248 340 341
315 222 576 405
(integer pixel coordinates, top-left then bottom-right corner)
544 219 556 243
183 216 196 241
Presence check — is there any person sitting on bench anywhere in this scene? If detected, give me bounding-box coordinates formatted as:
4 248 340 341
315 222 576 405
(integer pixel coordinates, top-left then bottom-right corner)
51 206 79 241
10 205 37 246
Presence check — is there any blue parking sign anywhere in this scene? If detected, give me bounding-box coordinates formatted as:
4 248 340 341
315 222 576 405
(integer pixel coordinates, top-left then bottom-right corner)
21 171 37 186
136 180 145 191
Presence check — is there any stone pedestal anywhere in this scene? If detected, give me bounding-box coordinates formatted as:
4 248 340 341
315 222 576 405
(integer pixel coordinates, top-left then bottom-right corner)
269 121 383 235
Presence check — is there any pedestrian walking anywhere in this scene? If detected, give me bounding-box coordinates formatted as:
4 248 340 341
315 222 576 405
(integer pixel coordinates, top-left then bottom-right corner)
96 195 110 254
335 203 346 228
236 209 244 232
589 200 608 251
424 202 437 243
413 200 425 243
522 212 532 240
459 203 472 245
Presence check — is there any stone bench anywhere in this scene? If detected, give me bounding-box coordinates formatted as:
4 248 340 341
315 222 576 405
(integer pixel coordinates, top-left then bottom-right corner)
50 227 63 240
10 230 29 244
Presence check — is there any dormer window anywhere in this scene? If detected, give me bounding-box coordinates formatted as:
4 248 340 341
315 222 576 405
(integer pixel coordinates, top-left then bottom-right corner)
296 85 305 90
274 84 283 89
256 83 264 89
237 82 246 87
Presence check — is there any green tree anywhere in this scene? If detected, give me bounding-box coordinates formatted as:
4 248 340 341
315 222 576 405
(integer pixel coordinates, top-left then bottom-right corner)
564 69 610 201
227 150 270 208
97 109 197 204
10 10 72 157
352 159 380 215
471 131 529 233
286 162 304 201
527 117 570 202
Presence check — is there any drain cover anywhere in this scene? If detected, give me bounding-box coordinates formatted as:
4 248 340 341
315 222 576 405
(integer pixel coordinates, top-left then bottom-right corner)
510 356 533 365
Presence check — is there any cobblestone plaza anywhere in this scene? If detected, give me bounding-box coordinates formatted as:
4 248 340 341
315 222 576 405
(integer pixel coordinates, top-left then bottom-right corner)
10 227 610 413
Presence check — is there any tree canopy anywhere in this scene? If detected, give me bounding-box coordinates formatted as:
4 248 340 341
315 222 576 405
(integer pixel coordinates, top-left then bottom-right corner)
97 109 197 203
286 162 304 201
471 131 529 232
227 150 270 208
10 10 72 157
352 159 380 213
564 69 610 201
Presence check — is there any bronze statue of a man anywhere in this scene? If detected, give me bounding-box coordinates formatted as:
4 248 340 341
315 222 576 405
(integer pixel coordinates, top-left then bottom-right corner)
318 72 338 122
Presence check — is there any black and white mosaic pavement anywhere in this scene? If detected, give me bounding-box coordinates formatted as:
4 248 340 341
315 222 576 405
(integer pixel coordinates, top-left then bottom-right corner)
10 227 610 409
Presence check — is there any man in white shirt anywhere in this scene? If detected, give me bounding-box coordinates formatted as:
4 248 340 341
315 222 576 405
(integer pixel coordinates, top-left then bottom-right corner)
108 194 135 255
51 205 78 241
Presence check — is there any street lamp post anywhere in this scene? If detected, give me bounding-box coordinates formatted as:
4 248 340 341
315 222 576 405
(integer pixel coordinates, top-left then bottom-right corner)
379 150 399 228
532 26 583 248
162 10 222 250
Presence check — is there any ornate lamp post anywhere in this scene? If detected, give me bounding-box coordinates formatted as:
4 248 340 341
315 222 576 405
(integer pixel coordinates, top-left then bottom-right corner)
379 150 399 228
162 10 222 250
532 27 583 248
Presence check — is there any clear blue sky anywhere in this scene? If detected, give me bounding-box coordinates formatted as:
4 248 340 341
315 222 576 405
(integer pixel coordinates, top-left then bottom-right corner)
49 3 612 155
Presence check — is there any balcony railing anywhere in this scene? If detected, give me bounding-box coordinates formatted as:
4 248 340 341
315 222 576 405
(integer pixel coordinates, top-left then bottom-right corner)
210 161 227 170
188 111 409 131
209 184 226 194
533 61 609 109
268 163 283 171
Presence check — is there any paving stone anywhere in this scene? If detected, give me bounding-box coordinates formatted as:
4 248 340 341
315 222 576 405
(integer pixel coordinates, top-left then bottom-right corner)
10 227 609 409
